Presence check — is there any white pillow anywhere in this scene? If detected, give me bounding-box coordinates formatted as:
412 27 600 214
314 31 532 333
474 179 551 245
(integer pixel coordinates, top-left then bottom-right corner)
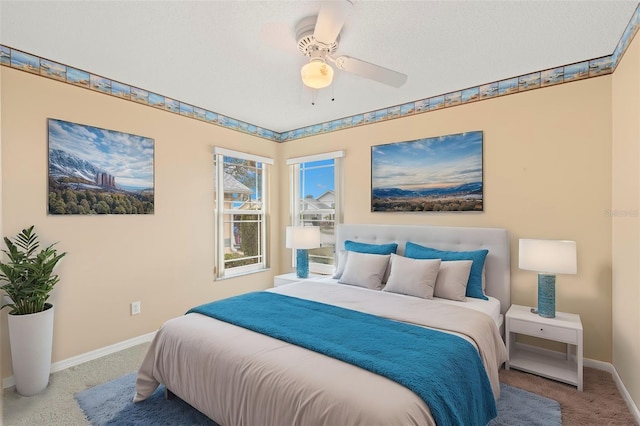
334 249 392 284
383 254 441 299
333 250 347 279
434 260 473 301
338 252 390 290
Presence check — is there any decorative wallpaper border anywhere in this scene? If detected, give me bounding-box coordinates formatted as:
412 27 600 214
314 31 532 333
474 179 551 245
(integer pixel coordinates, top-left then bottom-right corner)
1 3 638 143
0 45 278 142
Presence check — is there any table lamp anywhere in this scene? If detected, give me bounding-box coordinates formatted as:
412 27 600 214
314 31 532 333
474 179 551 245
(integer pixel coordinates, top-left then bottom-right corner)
286 226 321 278
519 238 577 318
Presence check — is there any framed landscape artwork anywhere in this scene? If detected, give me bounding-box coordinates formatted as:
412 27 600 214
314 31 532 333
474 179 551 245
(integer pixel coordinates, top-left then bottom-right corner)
371 131 483 212
48 118 154 215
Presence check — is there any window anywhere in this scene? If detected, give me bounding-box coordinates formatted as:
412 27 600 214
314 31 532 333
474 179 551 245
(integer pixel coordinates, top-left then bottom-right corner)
214 147 272 278
288 151 344 274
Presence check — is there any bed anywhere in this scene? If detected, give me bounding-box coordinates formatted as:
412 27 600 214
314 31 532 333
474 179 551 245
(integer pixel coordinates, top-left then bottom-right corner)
134 224 510 425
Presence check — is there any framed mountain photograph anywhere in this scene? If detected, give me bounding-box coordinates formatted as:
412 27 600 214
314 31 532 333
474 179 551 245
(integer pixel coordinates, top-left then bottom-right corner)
371 131 483 212
48 118 154 215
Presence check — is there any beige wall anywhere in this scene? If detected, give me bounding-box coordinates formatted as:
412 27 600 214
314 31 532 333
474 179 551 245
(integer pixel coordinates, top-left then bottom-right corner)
280 77 613 362
612 34 640 408
0 67 280 378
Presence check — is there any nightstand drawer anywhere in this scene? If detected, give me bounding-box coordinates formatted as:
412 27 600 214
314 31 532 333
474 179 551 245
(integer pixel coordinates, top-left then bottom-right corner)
509 318 578 344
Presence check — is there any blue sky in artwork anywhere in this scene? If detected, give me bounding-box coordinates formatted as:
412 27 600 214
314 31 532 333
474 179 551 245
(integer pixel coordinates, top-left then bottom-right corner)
372 131 482 190
48 119 154 189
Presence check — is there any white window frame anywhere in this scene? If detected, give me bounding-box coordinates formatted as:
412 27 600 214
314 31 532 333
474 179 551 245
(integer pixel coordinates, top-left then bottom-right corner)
214 147 273 279
287 150 344 275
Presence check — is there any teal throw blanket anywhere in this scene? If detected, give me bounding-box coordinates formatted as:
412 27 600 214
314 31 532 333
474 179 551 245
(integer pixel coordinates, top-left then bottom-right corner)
187 292 496 426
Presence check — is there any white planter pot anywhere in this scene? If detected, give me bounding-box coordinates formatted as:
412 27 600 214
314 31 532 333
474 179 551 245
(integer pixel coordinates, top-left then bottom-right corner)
7 304 54 396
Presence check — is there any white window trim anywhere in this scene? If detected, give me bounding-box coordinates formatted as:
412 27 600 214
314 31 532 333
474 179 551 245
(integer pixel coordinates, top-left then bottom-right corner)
286 150 345 165
214 148 271 279
213 146 274 165
288 151 344 275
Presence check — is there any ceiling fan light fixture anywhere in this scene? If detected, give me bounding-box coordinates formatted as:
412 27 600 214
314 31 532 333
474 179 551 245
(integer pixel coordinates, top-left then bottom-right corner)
301 58 334 89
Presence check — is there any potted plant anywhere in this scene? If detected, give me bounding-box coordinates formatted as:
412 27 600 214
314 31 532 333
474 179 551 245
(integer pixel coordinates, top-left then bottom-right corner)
0 226 66 396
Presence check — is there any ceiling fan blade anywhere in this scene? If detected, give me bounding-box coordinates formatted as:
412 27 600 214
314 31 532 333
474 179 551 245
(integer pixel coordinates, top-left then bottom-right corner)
334 56 408 88
313 0 353 45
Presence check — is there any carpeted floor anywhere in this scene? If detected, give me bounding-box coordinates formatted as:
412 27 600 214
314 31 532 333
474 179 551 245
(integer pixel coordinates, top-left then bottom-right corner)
2 343 150 426
2 342 638 425
500 367 637 425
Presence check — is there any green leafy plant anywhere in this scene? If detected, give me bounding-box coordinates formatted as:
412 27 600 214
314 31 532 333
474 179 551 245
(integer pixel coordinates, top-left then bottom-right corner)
0 226 66 315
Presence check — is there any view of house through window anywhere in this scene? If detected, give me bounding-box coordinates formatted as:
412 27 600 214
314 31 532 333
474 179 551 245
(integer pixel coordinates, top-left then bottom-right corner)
214 149 271 278
289 151 344 275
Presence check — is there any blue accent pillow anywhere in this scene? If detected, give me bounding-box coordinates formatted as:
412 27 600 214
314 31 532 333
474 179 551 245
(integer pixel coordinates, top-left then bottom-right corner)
344 240 398 255
404 242 489 300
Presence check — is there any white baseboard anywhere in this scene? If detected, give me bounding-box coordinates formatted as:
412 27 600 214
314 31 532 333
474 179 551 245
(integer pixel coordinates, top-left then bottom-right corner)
2 331 156 389
597 360 640 425
513 342 640 424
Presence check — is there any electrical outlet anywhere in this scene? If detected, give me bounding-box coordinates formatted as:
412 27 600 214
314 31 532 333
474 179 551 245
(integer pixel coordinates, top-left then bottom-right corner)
131 301 141 315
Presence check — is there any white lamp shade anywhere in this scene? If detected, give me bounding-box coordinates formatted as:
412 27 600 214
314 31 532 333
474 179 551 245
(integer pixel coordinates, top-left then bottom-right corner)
286 226 321 249
519 239 577 274
301 59 334 89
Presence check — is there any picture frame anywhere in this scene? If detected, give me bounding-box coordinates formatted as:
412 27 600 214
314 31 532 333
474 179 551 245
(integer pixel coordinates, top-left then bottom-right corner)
371 131 483 212
48 118 154 215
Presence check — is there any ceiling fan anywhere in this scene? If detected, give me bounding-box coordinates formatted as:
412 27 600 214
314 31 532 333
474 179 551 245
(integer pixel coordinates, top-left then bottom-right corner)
296 0 407 90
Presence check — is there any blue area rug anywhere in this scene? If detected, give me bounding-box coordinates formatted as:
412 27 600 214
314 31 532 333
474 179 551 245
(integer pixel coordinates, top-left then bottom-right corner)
76 372 561 425
490 383 561 426
76 373 217 426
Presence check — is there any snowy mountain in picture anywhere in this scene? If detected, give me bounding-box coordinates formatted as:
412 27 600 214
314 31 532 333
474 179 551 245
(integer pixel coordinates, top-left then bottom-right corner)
48 148 105 183
372 182 482 199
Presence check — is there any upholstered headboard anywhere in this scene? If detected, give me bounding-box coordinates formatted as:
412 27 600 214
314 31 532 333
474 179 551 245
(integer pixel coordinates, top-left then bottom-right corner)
336 224 511 315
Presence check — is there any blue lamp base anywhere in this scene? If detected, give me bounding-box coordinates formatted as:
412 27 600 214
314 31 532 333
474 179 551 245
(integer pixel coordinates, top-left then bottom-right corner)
537 273 556 318
296 249 309 278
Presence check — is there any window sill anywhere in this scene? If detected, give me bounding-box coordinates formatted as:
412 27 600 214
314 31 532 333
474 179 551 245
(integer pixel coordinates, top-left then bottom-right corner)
215 267 272 281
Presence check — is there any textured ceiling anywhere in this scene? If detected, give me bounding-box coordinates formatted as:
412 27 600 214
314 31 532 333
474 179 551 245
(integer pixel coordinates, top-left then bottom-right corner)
1 1 638 133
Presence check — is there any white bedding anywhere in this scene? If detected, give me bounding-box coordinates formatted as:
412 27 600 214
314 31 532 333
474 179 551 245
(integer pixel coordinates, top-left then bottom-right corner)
434 295 502 326
285 276 503 327
135 280 508 426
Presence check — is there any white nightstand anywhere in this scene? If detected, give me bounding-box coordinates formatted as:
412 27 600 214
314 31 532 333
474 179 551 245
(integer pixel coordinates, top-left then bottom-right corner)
274 272 324 287
506 304 583 391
